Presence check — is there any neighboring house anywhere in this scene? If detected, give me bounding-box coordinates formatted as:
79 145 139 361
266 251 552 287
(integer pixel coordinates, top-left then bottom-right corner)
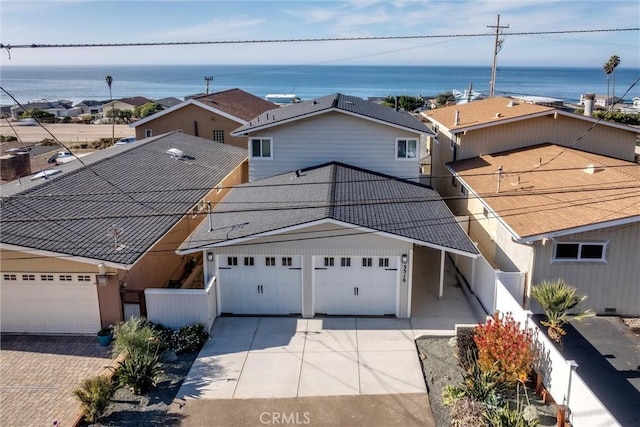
178 162 478 318
0 132 248 333
9 100 74 120
74 100 103 115
130 89 276 148
102 96 152 114
422 96 639 202
154 97 182 109
447 143 640 316
232 93 432 182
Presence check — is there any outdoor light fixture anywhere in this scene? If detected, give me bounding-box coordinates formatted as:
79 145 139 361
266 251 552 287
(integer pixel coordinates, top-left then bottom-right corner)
401 254 408 264
207 252 214 262
97 262 108 286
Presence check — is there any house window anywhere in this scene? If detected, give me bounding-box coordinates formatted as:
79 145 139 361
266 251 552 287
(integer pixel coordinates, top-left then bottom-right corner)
282 257 292 267
22 274 36 281
244 257 255 266
41 274 54 281
324 257 335 267
265 257 276 266
378 258 389 267
483 207 489 218
250 138 272 159
3 274 17 281
78 275 91 282
227 257 238 266
340 257 351 267
451 176 458 187
460 184 467 196
362 257 373 267
145 129 152 138
553 242 606 262
212 130 225 144
396 138 417 159
59 275 73 281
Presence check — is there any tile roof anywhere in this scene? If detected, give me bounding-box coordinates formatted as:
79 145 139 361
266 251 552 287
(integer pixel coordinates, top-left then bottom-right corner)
423 97 554 131
154 97 182 108
194 88 277 121
0 132 247 265
232 93 432 135
447 144 640 240
179 162 478 256
117 96 153 107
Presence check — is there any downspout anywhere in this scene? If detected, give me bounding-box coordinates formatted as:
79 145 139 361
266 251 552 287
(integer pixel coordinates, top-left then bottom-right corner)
207 201 213 232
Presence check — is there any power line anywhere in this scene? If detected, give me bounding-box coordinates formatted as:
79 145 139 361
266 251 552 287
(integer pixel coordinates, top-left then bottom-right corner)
1 28 637 51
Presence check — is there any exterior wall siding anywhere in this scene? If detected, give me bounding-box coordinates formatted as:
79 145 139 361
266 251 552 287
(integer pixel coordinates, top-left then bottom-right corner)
134 104 248 148
248 112 422 181
532 222 640 316
205 223 413 318
457 115 636 161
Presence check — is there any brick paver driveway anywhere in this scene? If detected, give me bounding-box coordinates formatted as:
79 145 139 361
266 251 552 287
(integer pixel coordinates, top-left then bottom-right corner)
0 335 111 427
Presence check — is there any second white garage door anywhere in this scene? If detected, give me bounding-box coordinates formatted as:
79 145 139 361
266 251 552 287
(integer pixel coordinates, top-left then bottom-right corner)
218 255 302 315
314 256 398 316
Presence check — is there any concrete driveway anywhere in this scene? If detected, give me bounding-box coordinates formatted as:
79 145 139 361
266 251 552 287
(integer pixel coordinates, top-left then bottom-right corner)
175 317 427 400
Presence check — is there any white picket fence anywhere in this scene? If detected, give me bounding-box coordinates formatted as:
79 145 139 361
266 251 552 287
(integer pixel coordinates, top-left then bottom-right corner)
144 276 217 332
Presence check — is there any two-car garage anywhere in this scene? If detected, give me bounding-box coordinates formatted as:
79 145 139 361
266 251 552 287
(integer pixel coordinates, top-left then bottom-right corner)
217 254 401 317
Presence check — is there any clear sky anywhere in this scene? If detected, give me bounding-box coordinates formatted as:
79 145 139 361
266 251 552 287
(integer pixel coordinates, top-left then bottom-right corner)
1 0 638 68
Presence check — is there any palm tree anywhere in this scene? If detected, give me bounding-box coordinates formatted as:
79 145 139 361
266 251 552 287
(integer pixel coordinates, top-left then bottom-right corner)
602 61 613 102
609 55 621 105
105 75 114 144
531 279 594 342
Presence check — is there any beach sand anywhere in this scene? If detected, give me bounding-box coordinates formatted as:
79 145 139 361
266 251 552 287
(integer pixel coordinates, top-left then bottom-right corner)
0 122 133 145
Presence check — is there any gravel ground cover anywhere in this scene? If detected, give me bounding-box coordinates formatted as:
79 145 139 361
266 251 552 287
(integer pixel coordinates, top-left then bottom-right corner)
84 351 197 427
416 336 557 427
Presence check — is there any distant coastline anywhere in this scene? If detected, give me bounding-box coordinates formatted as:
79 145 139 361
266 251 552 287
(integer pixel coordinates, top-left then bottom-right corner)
1 64 638 107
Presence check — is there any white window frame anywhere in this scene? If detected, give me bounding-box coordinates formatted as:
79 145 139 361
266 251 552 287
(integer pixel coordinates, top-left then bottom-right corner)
265 257 276 266
145 129 152 138
552 241 608 263
324 257 335 267
250 137 273 159
213 129 225 144
282 257 292 267
340 257 351 267
362 257 373 267
395 138 418 160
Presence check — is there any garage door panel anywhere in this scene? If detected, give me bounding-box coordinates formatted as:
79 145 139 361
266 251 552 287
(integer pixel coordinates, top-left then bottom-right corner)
218 255 302 315
0 282 101 334
314 256 398 316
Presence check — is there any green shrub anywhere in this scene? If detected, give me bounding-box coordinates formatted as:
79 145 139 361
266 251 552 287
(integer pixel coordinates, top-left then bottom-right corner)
171 323 209 354
0 135 18 142
73 375 114 423
484 403 539 427
474 314 534 386
442 358 505 408
112 317 159 358
114 348 162 395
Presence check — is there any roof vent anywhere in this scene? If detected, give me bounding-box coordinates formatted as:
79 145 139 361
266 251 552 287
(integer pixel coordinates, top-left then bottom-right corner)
583 163 604 174
454 110 460 126
166 148 184 159
507 101 517 107
495 112 502 118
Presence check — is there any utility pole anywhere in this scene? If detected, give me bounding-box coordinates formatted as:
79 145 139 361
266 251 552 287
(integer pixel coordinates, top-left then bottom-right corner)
488 14 509 98
204 76 214 94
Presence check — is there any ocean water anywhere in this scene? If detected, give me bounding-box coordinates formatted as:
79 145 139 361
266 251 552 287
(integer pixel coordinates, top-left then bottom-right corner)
0 64 638 107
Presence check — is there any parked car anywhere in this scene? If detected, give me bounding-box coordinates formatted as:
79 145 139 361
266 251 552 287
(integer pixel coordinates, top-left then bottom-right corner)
115 137 137 145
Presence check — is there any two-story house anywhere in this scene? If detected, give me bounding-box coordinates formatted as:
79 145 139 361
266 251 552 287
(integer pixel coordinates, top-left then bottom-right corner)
0 132 248 333
130 88 276 148
177 94 479 319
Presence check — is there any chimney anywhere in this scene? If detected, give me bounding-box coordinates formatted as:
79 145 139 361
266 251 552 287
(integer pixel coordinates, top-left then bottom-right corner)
583 93 595 117
454 110 460 126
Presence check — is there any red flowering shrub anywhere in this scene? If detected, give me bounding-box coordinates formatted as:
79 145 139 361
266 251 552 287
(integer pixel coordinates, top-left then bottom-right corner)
473 313 534 386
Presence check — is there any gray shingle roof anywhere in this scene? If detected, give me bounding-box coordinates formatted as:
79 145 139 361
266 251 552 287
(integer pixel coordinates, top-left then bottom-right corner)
0 132 247 265
232 93 432 135
179 162 477 256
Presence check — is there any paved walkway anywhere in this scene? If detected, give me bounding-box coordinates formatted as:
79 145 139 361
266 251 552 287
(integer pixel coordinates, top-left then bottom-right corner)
0 334 111 427
563 317 640 426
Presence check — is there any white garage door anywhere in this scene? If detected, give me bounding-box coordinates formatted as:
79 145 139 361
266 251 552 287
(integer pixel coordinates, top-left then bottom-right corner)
218 255 302 315
314 256 398 316
0 273 101 334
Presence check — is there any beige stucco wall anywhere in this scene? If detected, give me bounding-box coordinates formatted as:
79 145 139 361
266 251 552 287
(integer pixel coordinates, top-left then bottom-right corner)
133 104 248 148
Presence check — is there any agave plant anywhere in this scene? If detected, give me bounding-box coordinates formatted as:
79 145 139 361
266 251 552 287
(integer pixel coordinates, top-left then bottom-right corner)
531 279 594 342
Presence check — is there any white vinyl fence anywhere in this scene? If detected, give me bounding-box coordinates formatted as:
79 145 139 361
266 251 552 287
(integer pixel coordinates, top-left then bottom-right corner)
493 279 619 427
144 276 217 332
